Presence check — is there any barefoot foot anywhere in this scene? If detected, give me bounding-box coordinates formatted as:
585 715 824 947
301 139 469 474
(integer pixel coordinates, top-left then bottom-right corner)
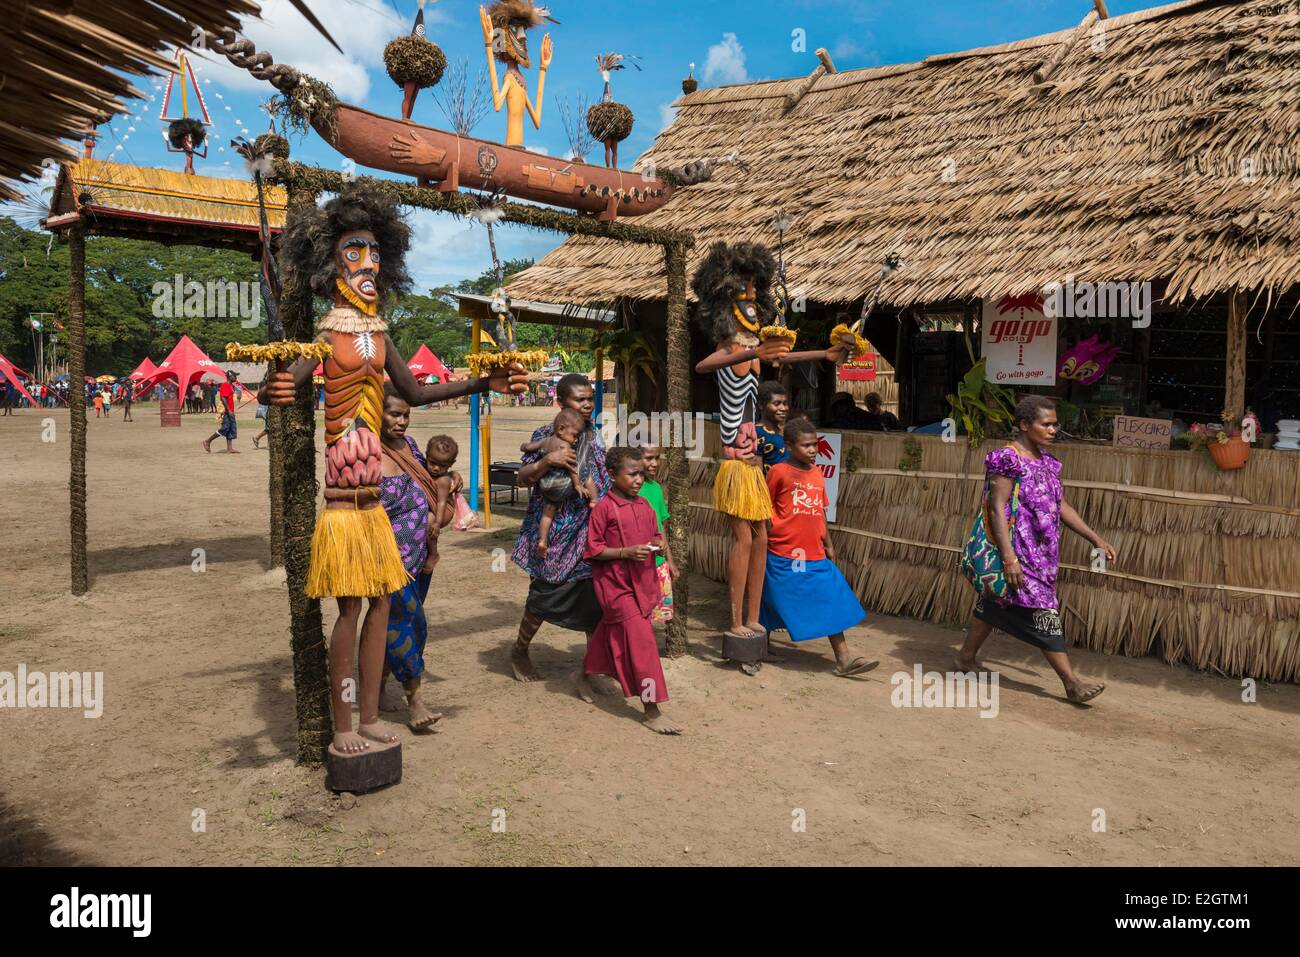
333 730 370 754
357 720 399 744
406 695 443 732
511 644 541 682
643 713 683 735
202 438 212 453
953 653 986 673
575 671 595 703
590 673 623 696
1066 680 1105 704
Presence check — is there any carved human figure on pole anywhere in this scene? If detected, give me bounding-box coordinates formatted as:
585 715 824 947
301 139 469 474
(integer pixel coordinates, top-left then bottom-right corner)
260 186 527 754
480 1 556 147
692 242 848 673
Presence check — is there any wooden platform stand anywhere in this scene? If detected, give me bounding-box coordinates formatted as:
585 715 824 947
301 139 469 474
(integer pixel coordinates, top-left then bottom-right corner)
326 740 402 793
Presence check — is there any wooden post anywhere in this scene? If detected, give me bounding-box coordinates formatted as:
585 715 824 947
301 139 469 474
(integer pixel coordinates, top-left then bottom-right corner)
268 402 285 567
1225 289 1248 424
469 315 482 516
67 223 88 596
279 186 331 766
662 242 690 657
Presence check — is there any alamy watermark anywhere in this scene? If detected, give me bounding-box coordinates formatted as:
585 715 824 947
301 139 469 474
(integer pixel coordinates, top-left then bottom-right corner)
1042 277 1152 328
0 664 103 718
890 664 999 718
152 275 262 328
600 403 706 459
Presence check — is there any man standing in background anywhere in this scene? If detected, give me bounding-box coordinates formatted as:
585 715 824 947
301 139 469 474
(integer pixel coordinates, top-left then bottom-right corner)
203 370 240 454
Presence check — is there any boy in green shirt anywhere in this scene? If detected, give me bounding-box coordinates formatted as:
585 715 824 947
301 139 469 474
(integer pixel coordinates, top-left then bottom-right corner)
638 445 679 622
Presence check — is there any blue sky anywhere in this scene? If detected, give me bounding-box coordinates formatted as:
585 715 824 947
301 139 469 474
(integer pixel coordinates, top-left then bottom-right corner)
36 0 1157 288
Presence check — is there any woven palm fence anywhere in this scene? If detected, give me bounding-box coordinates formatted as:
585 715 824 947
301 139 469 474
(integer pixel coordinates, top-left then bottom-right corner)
690 422 1300 681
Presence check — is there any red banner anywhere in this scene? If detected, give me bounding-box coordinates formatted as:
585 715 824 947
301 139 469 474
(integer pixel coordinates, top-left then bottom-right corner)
838 353 877 381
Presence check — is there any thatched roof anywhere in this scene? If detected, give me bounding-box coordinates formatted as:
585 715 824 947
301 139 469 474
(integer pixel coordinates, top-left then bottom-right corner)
509 0 1300 308
46 158 286 250
2 1 333 202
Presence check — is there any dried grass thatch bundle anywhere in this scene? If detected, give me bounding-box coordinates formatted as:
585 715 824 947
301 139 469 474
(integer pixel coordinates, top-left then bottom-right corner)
253 133 291 160
269 74 339 142
167 118 207 150
586 101 633 143
384 33 447 89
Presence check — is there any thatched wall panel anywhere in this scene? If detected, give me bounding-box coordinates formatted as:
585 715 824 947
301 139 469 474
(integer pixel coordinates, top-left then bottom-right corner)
688 424 1300 681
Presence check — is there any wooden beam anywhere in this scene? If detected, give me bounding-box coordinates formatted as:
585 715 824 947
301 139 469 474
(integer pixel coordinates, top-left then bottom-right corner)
1093 0 1110 18
1225 289 1248 424
68 224 88 596
1033 10 1099 84
662 242 691 657
272 162 693 249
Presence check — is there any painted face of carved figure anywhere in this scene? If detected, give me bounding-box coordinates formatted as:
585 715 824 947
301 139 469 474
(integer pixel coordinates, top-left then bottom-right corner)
337 229 380 306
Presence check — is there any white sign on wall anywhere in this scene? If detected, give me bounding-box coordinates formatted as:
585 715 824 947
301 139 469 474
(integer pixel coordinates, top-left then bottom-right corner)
815 431 842 524
981 294 1058 385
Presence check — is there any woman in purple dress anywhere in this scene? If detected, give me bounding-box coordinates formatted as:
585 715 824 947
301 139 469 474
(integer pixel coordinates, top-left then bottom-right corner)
378 387 442 732
956 395 1115 704
510 374 610 682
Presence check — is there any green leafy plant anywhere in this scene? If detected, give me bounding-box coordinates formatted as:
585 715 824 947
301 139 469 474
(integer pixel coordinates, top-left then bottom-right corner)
592 327 658 410
898 436 922 472
946 357 1015 448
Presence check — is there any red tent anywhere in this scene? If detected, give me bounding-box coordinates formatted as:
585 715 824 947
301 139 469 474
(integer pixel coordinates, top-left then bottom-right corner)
128 357 158 381
0 352 40 407
407 344 452 383
135 335 225 399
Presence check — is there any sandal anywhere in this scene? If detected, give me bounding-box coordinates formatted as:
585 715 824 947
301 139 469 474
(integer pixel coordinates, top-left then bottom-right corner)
834 656 879 678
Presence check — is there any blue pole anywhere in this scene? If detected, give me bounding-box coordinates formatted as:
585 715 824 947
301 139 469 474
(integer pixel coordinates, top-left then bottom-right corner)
469 392 480 514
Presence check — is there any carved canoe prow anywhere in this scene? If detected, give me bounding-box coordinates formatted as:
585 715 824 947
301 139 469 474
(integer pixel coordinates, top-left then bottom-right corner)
322 103 677 221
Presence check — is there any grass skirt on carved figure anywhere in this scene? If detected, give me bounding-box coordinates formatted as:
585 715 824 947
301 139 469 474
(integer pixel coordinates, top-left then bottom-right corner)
306 504 411 598
713 459 772 521
760 553 865 641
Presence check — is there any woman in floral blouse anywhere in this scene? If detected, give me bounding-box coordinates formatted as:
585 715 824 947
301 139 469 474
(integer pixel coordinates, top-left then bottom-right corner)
956 395 1115 704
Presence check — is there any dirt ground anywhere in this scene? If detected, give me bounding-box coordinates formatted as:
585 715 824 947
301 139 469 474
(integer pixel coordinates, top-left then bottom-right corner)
2 404 1298 866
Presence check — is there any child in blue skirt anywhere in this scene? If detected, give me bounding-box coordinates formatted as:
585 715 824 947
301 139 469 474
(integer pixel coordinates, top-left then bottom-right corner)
759 418 878 677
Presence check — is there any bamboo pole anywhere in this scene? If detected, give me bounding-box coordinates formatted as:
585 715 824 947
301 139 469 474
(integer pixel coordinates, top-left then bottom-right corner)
662 242 690 656
1225 289 1247 423
469 314 482 517
278 184 331 766
268 402 285 567
67 223 88 596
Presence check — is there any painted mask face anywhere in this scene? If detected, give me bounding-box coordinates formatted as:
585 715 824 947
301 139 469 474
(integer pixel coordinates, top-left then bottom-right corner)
493 20 530 66
732 280 760 333
337 230 380 306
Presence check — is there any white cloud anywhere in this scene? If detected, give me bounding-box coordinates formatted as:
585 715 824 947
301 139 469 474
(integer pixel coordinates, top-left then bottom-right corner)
524 144 550 155
703 33 749 86
405 211 563 289
659 103 678 132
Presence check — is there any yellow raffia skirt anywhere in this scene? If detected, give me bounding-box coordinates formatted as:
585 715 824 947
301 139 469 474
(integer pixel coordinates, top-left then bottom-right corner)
306 505 411 598
713 459 772 521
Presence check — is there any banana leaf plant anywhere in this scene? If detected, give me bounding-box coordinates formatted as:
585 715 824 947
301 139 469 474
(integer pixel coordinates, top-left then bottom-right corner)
592 327 659 411
946 357 1016 447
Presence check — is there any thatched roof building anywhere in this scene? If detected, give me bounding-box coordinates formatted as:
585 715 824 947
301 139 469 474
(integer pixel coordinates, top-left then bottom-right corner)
509 0 1300 308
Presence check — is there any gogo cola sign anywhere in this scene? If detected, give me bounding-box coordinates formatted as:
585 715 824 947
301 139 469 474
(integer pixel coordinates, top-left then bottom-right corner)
981 293 1058 385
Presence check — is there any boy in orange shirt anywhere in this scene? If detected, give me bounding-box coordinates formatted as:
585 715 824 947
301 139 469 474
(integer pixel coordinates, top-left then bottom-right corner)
760 418 878 677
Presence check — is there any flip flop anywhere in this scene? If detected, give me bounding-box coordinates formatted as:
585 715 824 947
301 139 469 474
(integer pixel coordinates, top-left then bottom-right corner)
1067 682 1105 704
834 656 880 678
740 661 762 676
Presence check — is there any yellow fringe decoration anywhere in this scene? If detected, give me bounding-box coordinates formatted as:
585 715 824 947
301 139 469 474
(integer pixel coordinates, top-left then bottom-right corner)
713 458 772 520
830 323 874 355
335 278 378 316
226 340 334 363
759 325 798 346
466 349 550 378
306 505 411 598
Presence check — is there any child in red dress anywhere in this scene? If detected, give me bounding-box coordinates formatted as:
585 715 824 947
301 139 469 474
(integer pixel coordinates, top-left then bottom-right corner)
577 446 682 735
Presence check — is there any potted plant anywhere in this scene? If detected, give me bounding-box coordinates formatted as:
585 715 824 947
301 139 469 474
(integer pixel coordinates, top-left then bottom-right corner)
1186 412 1257 470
